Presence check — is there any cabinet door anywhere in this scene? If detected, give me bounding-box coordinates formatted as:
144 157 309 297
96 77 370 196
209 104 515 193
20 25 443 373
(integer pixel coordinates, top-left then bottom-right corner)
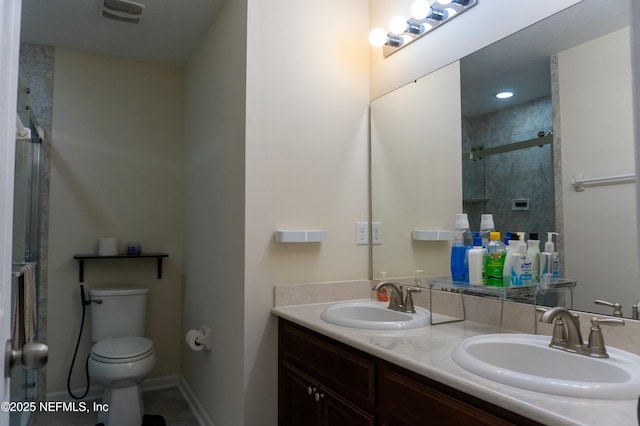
280 362 319 426
319 385 376 426
380 363 539 426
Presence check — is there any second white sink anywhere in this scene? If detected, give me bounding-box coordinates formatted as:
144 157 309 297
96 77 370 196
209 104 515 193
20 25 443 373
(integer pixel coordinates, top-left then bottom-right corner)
452 333 640 399
320 300 430 330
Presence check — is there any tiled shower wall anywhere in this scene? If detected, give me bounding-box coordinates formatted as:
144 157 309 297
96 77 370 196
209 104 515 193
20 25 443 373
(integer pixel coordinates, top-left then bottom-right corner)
19 43 54 401
462 95 555 241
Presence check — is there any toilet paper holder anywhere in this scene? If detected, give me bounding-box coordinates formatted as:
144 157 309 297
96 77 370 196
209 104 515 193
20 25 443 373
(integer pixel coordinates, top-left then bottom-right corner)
186 325 212 351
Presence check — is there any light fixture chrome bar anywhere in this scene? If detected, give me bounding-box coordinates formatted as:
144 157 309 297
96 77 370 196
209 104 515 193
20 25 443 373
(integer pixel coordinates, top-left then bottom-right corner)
380 0 478 58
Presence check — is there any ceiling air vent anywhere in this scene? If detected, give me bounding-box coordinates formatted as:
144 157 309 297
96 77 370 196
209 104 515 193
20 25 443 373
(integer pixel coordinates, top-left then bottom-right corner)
101 0 145 24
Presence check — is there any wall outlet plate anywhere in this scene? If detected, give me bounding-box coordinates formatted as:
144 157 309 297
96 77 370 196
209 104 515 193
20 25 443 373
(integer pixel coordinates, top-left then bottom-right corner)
356 222 369 245
372 222 382 244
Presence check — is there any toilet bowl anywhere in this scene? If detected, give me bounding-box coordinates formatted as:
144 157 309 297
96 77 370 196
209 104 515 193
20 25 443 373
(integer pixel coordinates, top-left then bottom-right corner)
89 288 154 426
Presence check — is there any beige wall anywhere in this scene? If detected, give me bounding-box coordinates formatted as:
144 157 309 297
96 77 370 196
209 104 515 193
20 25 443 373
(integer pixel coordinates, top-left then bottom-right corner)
182 0 370 423
48 49 184 393
244 0 370 422
182 0 247 424
558 28 638 315
369 0 582 99
371 62 461 279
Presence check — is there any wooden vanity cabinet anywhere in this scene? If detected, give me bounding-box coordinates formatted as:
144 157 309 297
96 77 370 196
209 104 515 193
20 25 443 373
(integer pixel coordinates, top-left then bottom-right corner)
278 318 542 426
378 362 541 426
279 319 376 426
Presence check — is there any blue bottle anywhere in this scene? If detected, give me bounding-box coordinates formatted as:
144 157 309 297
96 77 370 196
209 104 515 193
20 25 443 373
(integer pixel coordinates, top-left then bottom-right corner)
450 214 471 283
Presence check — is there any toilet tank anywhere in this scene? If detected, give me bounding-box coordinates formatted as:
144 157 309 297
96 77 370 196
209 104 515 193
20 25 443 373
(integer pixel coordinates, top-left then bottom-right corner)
89 287 149 342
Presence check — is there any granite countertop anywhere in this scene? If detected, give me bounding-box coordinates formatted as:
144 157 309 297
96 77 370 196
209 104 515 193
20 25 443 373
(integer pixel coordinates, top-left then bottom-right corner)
272 300 639 426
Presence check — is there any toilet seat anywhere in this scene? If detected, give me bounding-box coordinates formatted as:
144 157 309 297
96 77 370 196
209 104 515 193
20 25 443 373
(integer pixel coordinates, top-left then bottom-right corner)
91 336 154 364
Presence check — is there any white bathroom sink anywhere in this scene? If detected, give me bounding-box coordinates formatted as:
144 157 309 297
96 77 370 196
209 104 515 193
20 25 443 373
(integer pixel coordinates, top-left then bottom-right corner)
452 333 640 399
320 300 429 330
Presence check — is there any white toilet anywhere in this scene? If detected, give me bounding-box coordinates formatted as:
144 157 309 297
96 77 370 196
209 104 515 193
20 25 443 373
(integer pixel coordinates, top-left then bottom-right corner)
88 287 155 426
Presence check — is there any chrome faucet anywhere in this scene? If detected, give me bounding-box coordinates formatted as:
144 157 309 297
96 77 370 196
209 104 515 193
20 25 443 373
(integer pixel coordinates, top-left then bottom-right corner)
373 282 403 311
539 306 625 358
372 281 421 313
540 307 584 352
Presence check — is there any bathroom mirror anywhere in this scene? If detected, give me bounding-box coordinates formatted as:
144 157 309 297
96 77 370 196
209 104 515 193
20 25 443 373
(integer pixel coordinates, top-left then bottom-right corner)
371 0 639 318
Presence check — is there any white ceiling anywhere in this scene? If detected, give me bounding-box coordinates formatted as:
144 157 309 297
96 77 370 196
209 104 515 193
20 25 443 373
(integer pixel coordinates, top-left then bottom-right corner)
19 0 630 114
20 0 225 65
460 0 630 117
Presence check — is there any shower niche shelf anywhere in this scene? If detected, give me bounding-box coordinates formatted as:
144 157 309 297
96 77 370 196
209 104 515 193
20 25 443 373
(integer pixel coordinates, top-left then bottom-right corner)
73 253 169 283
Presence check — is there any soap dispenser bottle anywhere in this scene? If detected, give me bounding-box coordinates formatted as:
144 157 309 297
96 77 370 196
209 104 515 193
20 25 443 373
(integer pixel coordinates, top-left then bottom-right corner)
541 232 560 285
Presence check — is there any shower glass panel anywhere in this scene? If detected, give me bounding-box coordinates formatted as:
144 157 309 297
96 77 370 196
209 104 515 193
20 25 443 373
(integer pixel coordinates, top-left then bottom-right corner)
11 115 42 426
462 129 555 238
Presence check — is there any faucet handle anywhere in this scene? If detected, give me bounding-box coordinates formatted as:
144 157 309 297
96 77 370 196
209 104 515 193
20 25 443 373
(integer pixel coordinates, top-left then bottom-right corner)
549 316 568 348
587 317 625 358
403 288 421 313
632 299 640 320
594 299 623 317
536 307 570 346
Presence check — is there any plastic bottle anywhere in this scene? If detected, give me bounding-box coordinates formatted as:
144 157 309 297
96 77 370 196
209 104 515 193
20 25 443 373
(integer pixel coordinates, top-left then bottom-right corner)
485 232 506 286
541 232 560 285
502 234 519 286
376 272 389 302
527 233 541 283
450 214 471 283
468 235 487 285
479 214 495 247
511 239 532 286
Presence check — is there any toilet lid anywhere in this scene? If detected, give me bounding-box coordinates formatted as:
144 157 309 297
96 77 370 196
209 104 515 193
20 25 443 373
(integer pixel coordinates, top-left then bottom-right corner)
91 337 154 364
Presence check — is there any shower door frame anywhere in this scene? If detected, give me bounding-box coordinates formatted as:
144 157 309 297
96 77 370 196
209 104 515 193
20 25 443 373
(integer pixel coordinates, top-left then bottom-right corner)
0 0 23 423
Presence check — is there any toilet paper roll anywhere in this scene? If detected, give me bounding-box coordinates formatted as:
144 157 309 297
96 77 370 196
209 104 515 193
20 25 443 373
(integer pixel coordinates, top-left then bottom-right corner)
186 329 205 351
98 237 118 256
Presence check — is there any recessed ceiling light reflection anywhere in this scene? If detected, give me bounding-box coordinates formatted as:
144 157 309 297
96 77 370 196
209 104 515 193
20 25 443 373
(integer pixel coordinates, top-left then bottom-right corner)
496 91 514 99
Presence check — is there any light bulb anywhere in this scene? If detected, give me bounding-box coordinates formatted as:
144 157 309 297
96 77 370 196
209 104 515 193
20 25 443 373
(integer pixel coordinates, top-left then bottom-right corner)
410 0 431 20
439 0 453 4
369 28 388 47
389 16 408 35
445 8 457 17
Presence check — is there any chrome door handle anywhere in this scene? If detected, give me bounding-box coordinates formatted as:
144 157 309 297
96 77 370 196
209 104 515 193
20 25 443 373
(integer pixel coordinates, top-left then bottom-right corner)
5 340 48 378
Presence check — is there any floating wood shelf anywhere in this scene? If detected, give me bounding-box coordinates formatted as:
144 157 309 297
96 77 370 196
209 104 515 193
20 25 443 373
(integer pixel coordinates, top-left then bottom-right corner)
73 253 169 283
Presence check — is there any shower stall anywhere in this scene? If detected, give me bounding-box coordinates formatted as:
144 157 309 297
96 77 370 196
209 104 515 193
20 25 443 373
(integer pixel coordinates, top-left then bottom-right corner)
461 96 556 238
10 76 45 426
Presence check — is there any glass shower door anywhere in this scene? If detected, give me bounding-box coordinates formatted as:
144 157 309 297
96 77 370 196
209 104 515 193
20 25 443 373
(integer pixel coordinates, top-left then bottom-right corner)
10 115 42 426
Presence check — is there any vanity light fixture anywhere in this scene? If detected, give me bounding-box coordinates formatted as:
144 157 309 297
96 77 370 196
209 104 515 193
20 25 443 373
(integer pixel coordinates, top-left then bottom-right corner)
496 91 514 99
370 0 477 57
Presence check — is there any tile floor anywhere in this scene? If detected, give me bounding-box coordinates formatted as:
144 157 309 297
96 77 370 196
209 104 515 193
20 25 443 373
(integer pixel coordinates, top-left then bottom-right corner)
29 387 199 426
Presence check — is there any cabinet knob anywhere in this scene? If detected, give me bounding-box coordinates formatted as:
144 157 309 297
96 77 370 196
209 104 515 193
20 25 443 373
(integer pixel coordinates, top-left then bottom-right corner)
307 386 316 395
314 392 324 402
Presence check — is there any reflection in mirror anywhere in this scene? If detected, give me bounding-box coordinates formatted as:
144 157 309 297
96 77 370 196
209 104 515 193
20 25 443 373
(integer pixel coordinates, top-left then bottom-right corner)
371 0 639 318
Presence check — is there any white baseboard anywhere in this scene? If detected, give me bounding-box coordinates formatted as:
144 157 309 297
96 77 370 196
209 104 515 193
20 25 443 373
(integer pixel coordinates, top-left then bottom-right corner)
178 376 214 426
47 385 103 402
141 374 180 392
47 374 181 402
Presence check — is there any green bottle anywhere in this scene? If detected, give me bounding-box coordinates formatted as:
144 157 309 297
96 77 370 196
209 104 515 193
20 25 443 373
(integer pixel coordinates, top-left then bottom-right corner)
485 232 506 286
